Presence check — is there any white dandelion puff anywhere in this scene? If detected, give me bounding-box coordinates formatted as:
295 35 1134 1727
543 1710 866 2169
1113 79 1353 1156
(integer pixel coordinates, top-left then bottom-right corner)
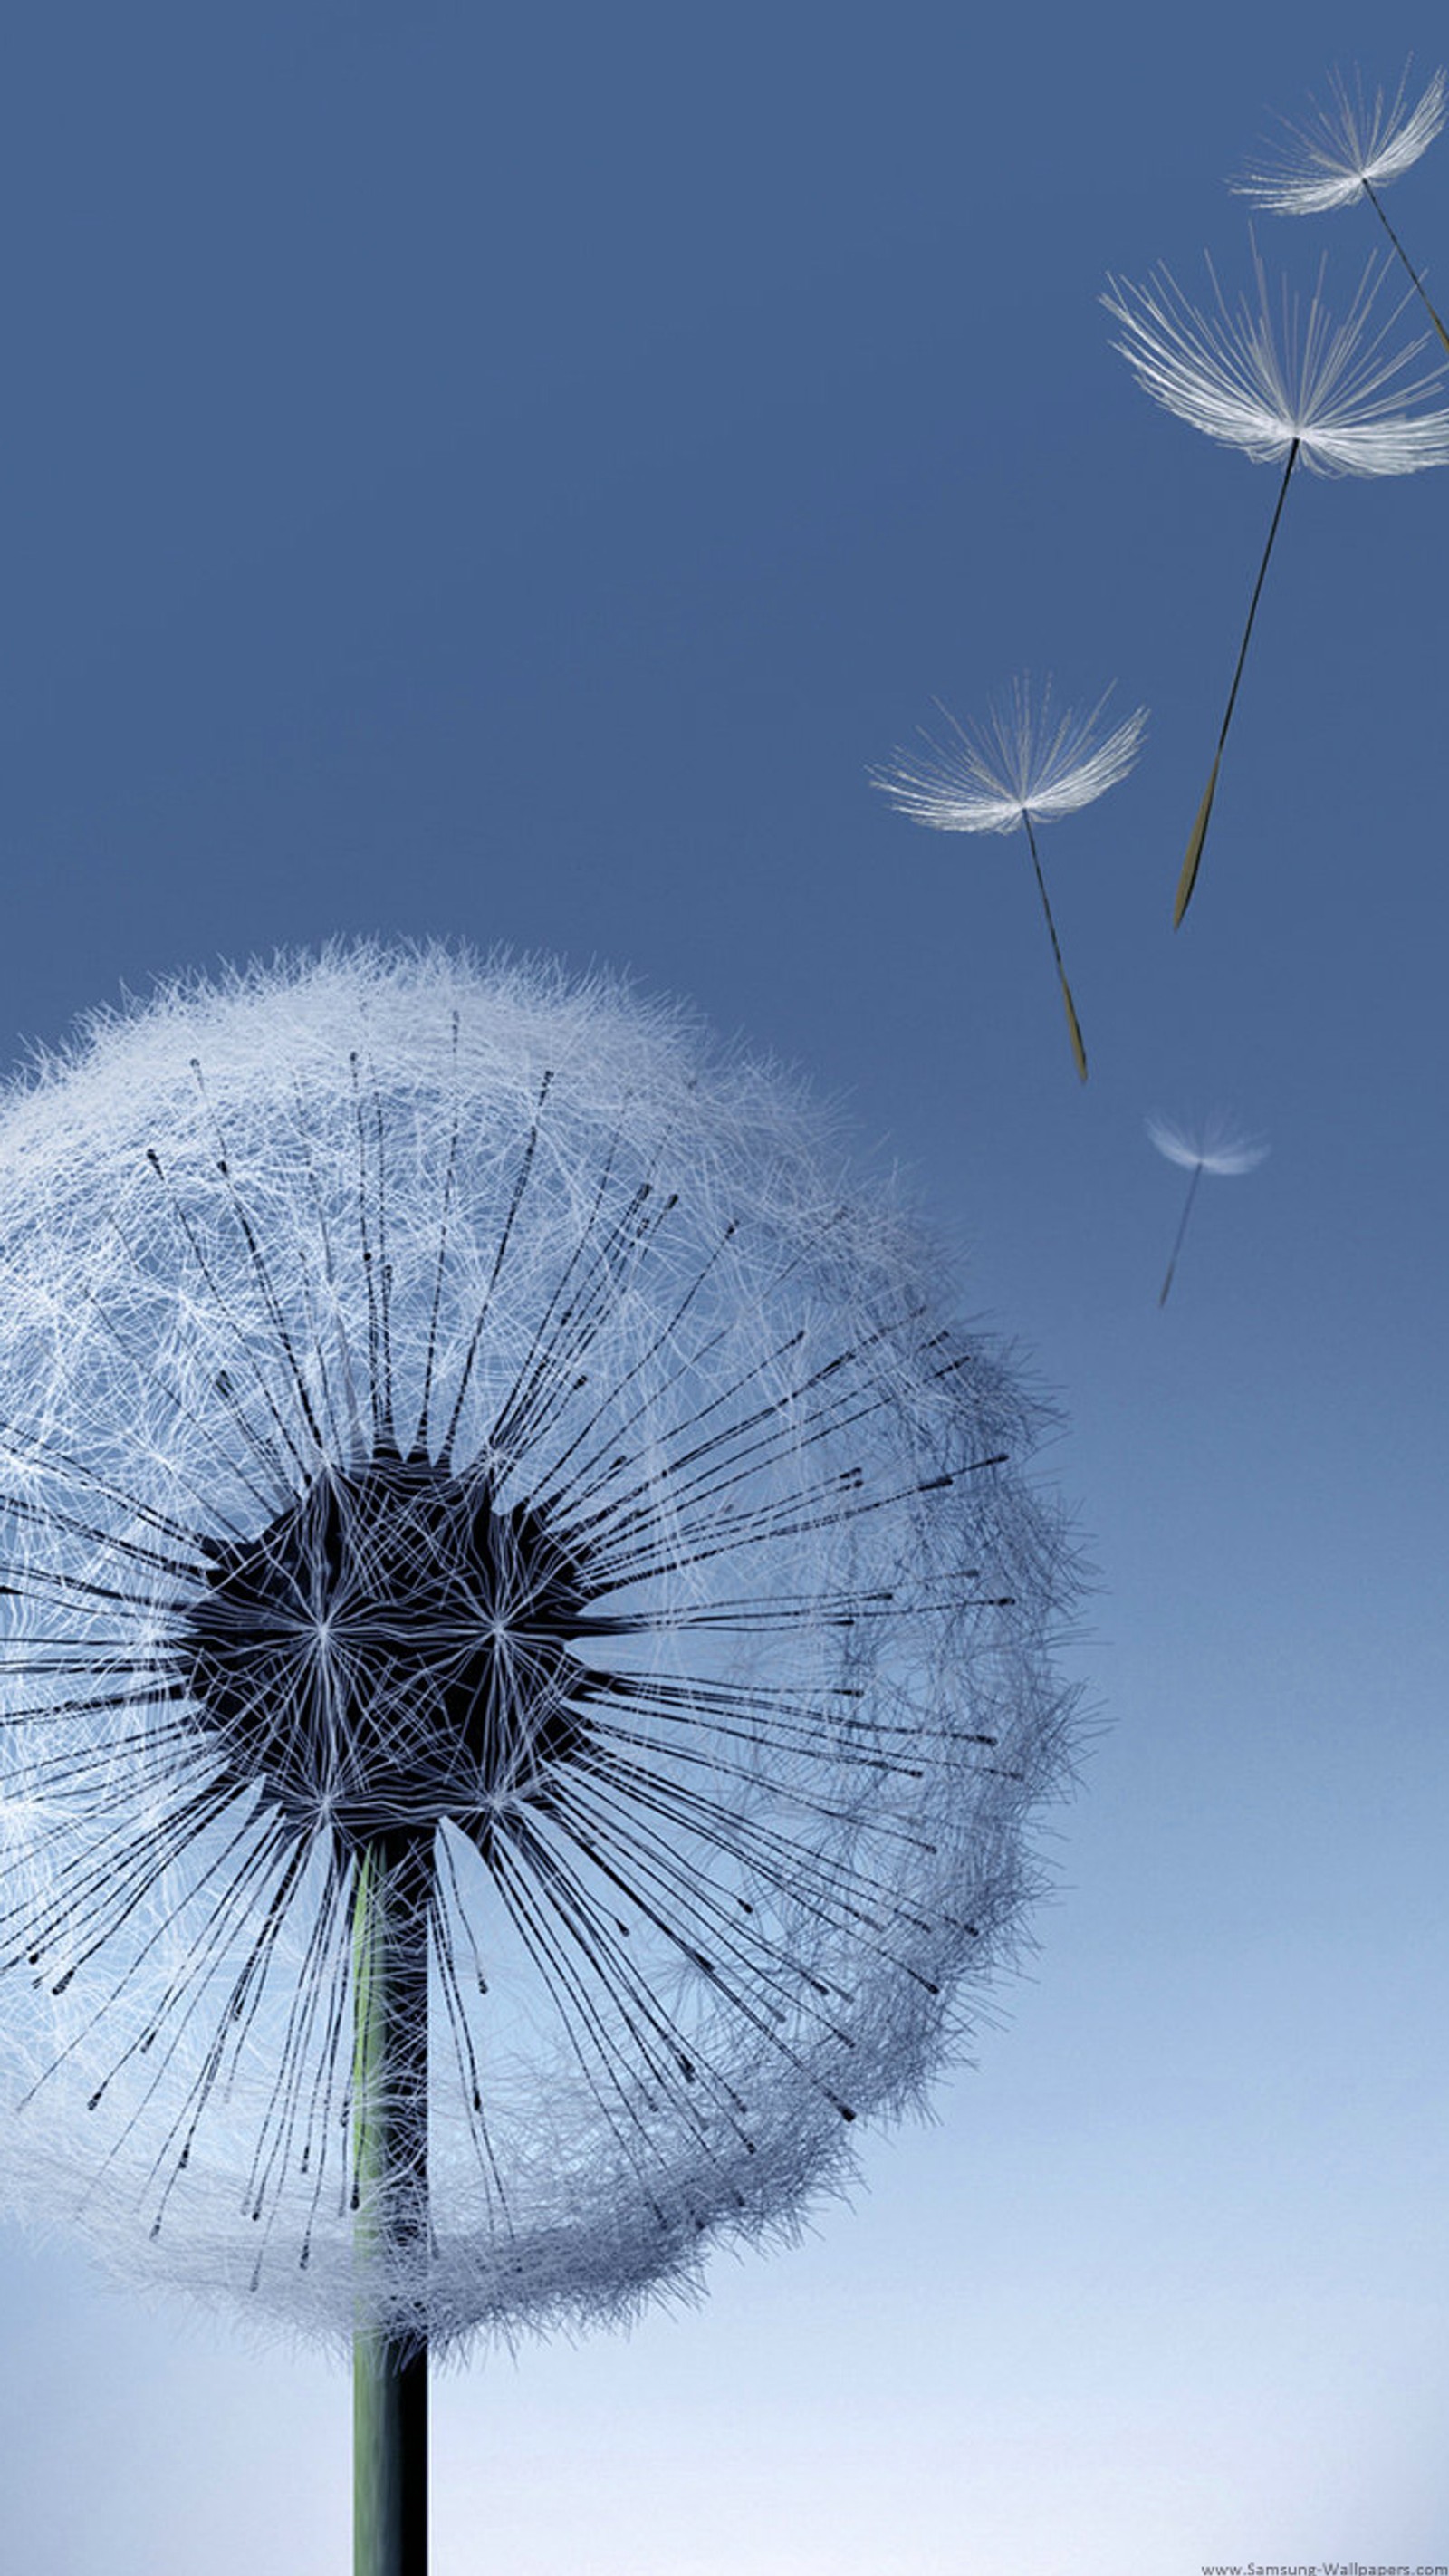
0 945 1077 2562
1105 245 1449 924
1105 245 1449 476
1147 1112 1270 1305
1234 62 1447 216
1233 63 1449 356
1147 1112 1271 1177
875 682 1147 835
873 679 1147 1082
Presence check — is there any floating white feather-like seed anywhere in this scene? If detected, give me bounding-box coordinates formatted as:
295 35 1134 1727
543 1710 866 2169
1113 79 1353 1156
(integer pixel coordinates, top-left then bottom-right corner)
872 679 1147 836
1233 62 1448 217
871 680 1145 1082
1147 1114 1271 1177
1107 246 1449 922
1104 245 1449 475
1148 1115 1270 1307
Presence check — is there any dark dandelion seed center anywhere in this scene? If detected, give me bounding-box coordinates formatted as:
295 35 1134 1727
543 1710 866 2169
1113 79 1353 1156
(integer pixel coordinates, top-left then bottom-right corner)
179 1448 598 1840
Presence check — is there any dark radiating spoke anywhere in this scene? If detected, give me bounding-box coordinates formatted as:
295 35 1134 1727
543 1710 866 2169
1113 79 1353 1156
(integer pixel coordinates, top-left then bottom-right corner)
504 1814 744 2151
145 1149 313 1484
567 1746 941 1950
439 1072 553 1462
0 1431 216 1555
0 1485 206 1581
84 1255 281 1525
534 1789 859 2121
0 1679 186 1730
350 1054 389 1452
51 1810 287 2119
533 1233 739 1516
581 1333 958 1529
0 1717 202 1800
587 1465 958 1591
7 1777 245 1981
247 1846 351 2236
189 1058 331 1460
479 1825 683 2186
551 1779 870 2008
415 1018 462 1457
489 1179 661 1464
286 1076 367 1464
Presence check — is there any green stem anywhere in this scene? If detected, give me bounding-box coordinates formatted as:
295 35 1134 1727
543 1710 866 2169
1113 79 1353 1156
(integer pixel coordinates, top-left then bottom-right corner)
352 1837 431 2576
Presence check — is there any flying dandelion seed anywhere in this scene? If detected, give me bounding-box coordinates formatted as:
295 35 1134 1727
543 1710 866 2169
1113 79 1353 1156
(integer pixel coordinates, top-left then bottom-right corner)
1106 245 1449 925
872 679 1147 1082
1233 62 1449 354
0 945 1077 2573
1147 1113 1270 1306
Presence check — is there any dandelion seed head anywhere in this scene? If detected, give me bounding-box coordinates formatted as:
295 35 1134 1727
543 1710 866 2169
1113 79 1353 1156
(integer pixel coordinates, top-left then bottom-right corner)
1233 62 1448 217
0 945 1076 2358
1105 245 1449 475
872 679 1147 837
1147 1113 1270 1177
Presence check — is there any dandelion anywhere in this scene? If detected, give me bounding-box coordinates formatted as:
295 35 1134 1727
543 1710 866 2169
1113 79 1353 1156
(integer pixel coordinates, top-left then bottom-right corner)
1233 62 1449 353
1147 1113 1270 1306
0 946 1075 2572
872 679 1147 1082
1106 247 1449 924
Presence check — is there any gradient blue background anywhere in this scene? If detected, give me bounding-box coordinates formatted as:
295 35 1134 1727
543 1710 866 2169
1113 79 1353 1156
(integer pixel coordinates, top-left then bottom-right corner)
0 5 1444 2570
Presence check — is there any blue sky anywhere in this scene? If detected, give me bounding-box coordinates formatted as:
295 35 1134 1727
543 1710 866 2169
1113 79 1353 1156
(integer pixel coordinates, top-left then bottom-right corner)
0 5 1445 2571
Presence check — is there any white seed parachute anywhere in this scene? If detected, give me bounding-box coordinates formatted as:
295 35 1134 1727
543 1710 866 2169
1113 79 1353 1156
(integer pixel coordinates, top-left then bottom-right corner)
0 946 1075 2356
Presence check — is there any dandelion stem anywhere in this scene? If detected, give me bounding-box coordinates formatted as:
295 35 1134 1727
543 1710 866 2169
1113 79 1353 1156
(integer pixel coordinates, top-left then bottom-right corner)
353 1838 430 2576
1022 815 1088 1082
1157 1159 1204 1307
1362 181 1449 357
1175 437 1299 928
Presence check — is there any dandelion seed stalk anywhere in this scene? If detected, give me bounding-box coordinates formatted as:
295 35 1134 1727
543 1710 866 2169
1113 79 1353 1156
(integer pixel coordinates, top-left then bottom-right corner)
1022 816 1087 1081
1176 437 1300 928
1362 180 1449 356
1156 1161 1204 1307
